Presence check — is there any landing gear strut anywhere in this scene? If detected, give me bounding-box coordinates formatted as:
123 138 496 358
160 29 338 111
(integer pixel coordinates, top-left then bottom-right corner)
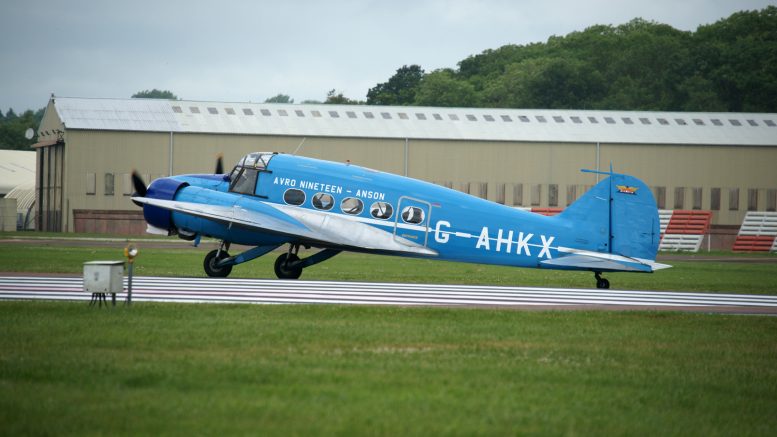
274 245 303 279
273 244 342 280
204 242 232 278
594 271 610 289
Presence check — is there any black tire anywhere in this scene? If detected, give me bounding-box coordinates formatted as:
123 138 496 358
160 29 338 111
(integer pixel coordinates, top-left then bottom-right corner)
274 253 303 279
596 278 610 289
204 249 232 277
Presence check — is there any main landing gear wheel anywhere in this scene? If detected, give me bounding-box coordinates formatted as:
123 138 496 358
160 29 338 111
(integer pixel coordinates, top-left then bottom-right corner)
594 272 610 289
274 253 303 279
204 249 233 277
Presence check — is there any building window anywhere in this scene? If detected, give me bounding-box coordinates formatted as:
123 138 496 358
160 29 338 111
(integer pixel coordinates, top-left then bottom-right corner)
767 189 777 212
653 186 666 209
86 173 96 195
122 173 132 196
710 188 721 211
674 187 685 209
566 185 577 206
496 183 506 204
548 184 558 207
729 188 739 211
478 182 488 199
748 189 758 211
531 184 541 206
513 184 523 206
692 187 702 210
104 173 114 196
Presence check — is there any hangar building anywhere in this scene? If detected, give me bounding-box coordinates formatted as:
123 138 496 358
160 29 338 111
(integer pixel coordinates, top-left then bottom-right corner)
35 96 777 242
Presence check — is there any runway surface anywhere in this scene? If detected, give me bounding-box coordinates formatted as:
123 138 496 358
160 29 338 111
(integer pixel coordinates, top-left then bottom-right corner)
1 275 777 314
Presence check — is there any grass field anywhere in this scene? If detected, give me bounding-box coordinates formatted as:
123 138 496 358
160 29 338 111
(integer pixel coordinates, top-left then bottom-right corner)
1 301 776 436
2 238 777 434
1 242 777 293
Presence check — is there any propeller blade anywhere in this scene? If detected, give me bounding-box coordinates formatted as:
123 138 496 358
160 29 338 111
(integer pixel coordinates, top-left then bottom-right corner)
131 171 147 197
215 154 224 174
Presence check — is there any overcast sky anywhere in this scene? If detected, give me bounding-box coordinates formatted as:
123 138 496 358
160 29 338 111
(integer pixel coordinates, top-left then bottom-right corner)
1 0 774 111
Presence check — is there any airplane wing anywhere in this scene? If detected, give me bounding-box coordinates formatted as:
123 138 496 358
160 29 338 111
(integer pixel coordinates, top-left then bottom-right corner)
132 197 437 256
540 247 671 273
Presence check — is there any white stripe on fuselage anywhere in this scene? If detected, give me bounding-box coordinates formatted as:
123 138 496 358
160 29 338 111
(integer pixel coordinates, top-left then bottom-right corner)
264 201 560 259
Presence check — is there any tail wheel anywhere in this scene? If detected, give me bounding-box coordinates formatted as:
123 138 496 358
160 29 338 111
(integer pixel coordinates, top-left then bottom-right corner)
274 253 302 279
204 249 233 277
594 272 610 289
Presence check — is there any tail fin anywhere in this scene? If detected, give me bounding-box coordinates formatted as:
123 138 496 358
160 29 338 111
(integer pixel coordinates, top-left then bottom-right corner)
558 169 660 262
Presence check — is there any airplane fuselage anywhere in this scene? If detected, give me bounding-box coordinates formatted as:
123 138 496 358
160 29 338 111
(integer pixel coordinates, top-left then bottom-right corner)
168 154 595 270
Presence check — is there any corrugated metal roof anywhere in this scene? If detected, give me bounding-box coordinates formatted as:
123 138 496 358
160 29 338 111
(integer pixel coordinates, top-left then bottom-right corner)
0 150 36 195
49 97 777 146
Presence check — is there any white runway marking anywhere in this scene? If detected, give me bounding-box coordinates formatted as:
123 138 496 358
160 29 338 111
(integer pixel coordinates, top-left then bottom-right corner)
1 276 776 312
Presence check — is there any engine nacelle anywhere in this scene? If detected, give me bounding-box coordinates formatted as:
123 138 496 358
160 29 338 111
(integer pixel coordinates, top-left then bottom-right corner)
143 177 189 232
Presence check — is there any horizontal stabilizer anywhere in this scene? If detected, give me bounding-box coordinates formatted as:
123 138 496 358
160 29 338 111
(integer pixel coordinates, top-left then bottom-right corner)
541 247 671 273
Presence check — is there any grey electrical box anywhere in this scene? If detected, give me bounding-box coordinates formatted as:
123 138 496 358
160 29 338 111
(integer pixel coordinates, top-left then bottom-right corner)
83 261 124 294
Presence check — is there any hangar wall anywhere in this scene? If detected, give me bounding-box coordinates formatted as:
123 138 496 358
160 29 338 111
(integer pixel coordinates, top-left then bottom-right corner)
54 130 777 233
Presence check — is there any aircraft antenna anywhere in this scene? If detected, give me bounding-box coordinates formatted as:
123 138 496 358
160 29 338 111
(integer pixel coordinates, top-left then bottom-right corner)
292 137 307 156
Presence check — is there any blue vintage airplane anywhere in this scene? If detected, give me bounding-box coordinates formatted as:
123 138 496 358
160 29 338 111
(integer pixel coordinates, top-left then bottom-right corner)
131 152 670 289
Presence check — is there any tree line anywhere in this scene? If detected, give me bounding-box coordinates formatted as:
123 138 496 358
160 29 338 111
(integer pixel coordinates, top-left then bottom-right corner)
2 7 774 150
366 7 777 112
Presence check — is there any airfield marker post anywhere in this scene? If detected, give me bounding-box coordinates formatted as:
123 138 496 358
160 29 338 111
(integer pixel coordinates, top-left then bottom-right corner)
124 244 139 306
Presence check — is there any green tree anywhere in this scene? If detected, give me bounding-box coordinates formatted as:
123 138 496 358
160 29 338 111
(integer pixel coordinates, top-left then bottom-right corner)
367 65 425 105
324 90 361 105
414 70 479 107
0 108 42 150
265 94 294 104
132 89 178 99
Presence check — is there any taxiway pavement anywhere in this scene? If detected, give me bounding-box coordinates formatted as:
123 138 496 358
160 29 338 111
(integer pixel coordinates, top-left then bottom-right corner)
1 275 776 314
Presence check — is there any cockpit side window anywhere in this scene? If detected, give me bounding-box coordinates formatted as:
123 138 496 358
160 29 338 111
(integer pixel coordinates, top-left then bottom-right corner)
230 168 259 195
